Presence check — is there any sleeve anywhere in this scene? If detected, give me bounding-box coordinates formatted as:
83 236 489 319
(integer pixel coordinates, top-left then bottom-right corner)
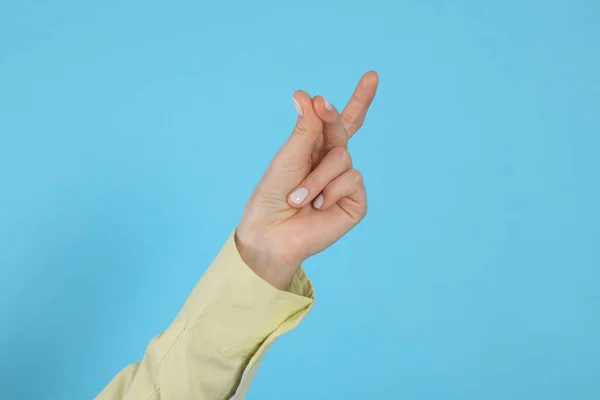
95 229 315 400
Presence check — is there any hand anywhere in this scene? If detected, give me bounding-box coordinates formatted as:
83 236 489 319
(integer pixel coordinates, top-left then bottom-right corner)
235 72 379 289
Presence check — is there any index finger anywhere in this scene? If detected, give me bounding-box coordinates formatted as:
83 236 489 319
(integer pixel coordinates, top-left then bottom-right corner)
313 95 348 152
340 71 379 138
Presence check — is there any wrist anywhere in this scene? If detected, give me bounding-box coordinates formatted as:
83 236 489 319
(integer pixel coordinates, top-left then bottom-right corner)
234 228 299 290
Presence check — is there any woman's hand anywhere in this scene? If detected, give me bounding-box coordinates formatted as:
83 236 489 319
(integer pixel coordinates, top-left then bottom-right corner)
236 72 379 289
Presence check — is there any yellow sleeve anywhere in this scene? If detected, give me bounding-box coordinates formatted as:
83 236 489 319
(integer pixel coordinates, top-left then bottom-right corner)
95 229 315 400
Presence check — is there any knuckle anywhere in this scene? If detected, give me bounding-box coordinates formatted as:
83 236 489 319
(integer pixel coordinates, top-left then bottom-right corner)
330 146 351 166
351 169 363 184
301 176 315 191
341 113 355 129
282 159 308 174
342 112 365 134
303 175 321 192
293 120 308 136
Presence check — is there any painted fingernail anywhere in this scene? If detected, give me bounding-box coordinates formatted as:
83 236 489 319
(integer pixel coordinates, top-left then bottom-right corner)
323 97 333 111
292 97 303 117
313 194 324 209
290 187 308 204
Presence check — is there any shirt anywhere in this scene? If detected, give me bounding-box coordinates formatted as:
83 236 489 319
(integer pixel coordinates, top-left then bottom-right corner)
95 229 315 399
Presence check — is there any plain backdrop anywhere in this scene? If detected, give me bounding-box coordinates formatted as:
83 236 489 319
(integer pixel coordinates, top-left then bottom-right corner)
1 0 599 399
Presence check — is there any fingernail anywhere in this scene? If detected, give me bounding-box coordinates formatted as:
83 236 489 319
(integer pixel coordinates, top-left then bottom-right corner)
292 97 303 117
323 97 333 111
290 187 308 204
313 194 324 209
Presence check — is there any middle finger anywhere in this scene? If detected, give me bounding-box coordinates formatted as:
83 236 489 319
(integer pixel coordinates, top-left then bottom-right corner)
312 95 349 152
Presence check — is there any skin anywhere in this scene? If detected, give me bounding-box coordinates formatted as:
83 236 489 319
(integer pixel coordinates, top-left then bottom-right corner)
235 71 379 290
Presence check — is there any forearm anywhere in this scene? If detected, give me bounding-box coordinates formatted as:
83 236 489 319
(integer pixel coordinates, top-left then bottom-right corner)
96 229 314 400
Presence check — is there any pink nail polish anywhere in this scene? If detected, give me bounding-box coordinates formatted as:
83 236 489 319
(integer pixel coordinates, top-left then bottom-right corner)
290 187 308 204
314 194 324 209
292 97 303 116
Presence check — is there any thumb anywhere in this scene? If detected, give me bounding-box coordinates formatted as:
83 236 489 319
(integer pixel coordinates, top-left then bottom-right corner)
273 91 322 171
264 90 323 191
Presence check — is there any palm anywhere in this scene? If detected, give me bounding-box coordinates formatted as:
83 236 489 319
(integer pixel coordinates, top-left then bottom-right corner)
290 198 359 256
249 121 363 264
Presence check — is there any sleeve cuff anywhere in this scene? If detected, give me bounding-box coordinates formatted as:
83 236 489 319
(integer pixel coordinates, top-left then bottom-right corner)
178 229 315 356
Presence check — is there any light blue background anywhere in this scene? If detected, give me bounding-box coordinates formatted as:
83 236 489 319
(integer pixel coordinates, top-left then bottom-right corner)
1 0 599 399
